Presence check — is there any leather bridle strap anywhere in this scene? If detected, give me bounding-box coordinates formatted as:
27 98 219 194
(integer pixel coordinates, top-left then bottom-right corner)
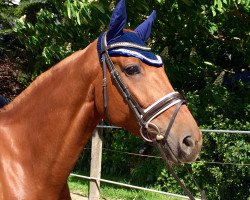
142 92 184 123
155 142 197 200
102 54 110 122
99 31 205 200
100 32 186 142
155 142 206 200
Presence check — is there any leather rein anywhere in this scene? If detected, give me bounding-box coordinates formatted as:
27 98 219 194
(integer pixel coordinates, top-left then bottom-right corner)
99 32 205 200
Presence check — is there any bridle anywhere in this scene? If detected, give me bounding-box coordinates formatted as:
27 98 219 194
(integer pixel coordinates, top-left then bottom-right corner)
100 32 186 143
99 31 206 200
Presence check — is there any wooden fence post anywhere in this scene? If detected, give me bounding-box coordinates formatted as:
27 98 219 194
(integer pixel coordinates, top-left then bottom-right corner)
88 127 103 200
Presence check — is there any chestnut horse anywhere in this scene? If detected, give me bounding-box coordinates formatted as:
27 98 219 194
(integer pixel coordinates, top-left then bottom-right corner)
0 0 202 199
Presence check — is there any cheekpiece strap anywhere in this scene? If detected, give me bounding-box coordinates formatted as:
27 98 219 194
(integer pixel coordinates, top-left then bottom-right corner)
100 32 186 144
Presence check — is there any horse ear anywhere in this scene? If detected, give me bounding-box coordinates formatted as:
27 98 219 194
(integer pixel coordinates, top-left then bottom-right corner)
107 0 127 42
134 10 156 41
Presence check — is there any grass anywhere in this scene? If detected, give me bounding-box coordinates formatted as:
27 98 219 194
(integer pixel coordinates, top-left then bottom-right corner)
68 176 183 200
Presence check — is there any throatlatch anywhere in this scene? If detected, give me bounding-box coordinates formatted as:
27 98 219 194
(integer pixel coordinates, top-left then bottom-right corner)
97 0 206 199
99 31 186 142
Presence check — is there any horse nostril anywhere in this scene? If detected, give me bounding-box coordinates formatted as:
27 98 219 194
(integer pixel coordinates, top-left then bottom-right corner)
182 136 195 148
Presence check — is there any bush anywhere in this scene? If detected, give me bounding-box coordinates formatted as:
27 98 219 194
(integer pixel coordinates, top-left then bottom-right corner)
5 0 250 199
156 119 250 200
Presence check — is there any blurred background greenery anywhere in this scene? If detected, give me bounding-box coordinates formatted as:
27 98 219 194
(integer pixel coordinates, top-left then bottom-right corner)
0 0 249 199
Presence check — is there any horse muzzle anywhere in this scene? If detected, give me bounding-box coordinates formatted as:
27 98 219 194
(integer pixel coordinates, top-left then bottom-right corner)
143 121 202 163
164 133 202 163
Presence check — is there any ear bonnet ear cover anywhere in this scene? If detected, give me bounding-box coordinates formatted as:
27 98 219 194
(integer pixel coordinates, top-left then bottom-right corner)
97 0 163 67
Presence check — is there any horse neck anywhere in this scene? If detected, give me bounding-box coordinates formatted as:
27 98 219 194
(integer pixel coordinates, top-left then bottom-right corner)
0 41 101 192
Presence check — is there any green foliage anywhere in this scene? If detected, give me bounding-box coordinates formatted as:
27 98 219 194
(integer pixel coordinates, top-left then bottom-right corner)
0 0 21 57
13 0 111 76
196 120 250 199
165 120 249 200
2 0 249 199
103 129 164 186
186 83 249 125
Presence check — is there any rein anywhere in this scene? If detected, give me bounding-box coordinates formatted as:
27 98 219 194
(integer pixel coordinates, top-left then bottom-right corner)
99 31 205 200
100 32 185 142
155 142 206 200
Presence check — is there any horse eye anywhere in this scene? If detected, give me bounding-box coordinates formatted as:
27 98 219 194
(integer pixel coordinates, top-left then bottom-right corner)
123 65 141 76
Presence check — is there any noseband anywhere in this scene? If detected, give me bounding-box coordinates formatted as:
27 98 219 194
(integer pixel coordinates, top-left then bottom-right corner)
99 32 205 200
99 32 186 143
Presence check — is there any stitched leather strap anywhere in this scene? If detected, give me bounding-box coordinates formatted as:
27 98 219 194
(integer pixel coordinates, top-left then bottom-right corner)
99 31 206 200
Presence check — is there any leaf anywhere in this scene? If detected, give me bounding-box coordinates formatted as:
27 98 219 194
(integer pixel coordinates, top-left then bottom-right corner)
211 6 217 17
31 36 39 45
66 0 71 19
182 0 191 6
76 12 81 25
92 2 105 14
204 61 214 66
217 0 223 11
214 0 224 12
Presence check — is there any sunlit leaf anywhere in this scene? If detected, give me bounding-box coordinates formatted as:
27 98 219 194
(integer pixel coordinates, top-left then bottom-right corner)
92 2 105 13
76 12 81 25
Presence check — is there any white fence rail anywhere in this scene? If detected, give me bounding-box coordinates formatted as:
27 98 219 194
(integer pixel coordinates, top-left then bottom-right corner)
71 126 249 200
70 173 196 199
97 125 250 135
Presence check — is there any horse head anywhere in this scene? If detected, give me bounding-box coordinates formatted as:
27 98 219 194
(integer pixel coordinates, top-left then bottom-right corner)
94 0 202 163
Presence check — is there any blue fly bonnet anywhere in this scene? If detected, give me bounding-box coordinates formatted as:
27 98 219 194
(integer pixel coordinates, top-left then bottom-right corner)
97 0 163 67
96 3 198 199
